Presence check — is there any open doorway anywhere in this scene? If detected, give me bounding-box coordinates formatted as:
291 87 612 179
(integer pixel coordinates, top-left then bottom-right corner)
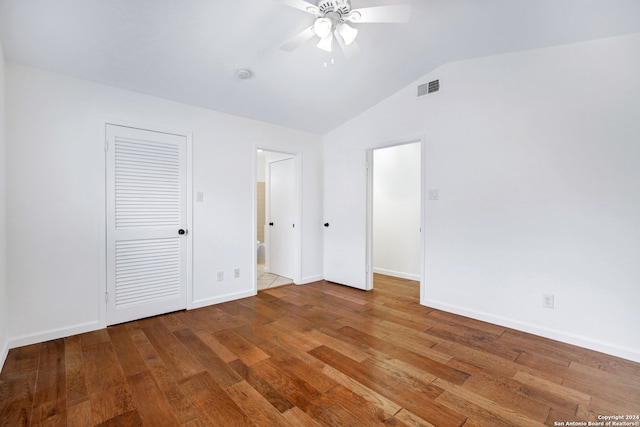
368 141 423 293
256 149 296 290
323 140 424 295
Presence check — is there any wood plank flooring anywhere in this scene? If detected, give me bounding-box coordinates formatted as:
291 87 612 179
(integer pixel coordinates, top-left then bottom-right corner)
2 274 639 426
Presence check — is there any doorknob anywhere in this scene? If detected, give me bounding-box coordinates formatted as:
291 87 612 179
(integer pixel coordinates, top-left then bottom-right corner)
269 222 274 226
324 223 330 227
178 229 187 235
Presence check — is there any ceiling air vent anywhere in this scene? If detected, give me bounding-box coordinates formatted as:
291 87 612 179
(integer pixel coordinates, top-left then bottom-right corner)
417 79 440 97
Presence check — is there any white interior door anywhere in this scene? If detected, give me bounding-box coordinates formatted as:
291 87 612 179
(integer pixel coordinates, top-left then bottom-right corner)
269 158 295 279
324 150 370 290
106 124 188 325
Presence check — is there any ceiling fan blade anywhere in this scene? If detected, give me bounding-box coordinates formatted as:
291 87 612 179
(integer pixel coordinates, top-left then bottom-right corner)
274 0 320 16
346 4 411 23
279 26 317 52
335 28 361 58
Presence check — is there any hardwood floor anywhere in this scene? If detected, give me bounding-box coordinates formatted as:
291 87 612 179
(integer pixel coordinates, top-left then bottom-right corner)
2 274 639 426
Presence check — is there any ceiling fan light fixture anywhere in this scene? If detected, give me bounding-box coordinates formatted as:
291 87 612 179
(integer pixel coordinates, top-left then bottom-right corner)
338 22 358 45
317 33 333 52
313 17 333 38
345 10 362 23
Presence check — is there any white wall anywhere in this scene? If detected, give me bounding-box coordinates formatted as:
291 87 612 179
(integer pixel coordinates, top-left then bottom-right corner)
6 63 323 347
0 37 9 367
324 33 640 363
373 143 421 280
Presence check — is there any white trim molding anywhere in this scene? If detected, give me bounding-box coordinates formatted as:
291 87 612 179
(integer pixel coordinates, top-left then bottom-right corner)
373 268 420 281
422 297 640 364
298 274 324 285
8 320 102 350
191 289 256 310
0 339 9 370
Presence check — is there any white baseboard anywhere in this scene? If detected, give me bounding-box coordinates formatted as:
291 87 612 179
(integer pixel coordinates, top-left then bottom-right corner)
297 274 324 285
422 298 640 364
8 320 103 350
4 289 261 362
373 267 420 281
191 289 256 310
0 338 8 371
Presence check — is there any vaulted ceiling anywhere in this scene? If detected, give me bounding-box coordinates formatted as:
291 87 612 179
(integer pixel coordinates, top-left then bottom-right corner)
1 0 639 134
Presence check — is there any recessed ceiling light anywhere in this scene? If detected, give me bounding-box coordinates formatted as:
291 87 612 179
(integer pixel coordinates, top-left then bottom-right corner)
236 69 253 80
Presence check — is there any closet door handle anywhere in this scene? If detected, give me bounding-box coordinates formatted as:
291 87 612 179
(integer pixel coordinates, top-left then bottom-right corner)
269 222 274 226
324 223 330 227
178 229 187 235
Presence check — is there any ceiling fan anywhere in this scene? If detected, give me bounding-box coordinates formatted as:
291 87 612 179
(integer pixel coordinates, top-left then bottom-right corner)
276 0 410 55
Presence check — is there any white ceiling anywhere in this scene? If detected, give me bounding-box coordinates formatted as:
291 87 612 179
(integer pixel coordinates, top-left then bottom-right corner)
1 0 640 134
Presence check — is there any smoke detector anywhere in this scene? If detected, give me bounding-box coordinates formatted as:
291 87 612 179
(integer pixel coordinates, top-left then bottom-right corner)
236 69 253 80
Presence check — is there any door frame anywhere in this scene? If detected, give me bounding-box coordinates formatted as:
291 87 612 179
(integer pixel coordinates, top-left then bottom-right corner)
98 118 193 328
253 146 302 290
365 137 426 295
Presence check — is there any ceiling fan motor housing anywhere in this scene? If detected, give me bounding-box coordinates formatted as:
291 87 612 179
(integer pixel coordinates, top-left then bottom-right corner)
318 0 351 17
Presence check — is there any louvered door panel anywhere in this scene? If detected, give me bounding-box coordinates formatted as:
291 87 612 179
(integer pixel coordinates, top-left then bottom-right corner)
115 238 181 308
106 125 188 325
115 138 181 229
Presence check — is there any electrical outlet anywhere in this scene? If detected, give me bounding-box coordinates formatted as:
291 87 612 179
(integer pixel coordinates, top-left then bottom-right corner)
217 271 224 282
234 268 240 278
543 294 554 309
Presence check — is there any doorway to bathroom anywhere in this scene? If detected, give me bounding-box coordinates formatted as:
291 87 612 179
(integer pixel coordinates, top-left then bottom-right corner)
256 149 297 290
